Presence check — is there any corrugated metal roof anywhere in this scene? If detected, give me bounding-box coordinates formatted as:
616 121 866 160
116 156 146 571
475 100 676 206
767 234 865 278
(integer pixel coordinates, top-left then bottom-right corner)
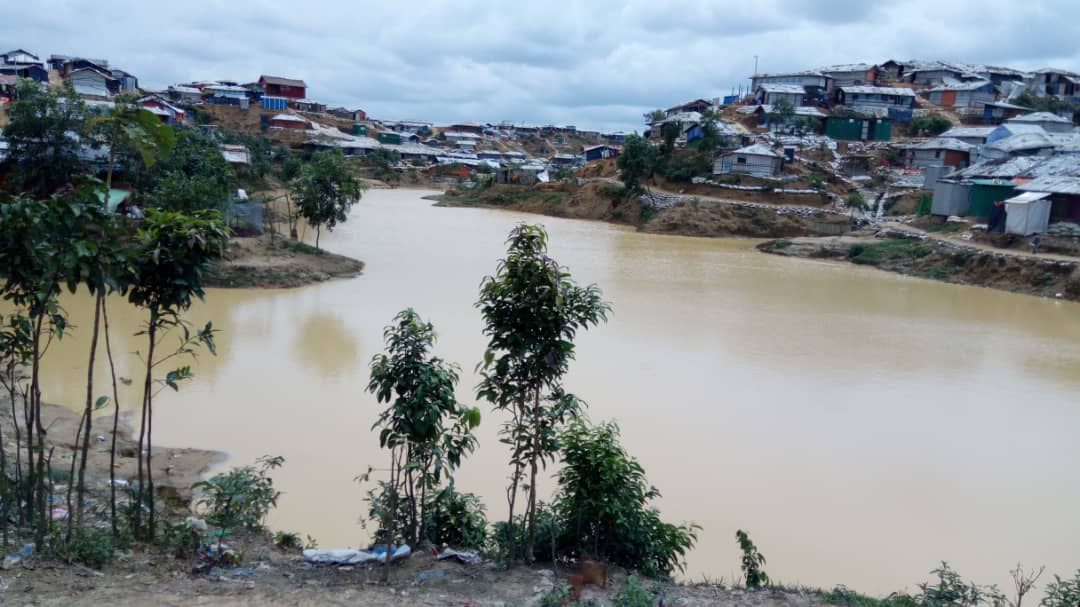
947 157 1041 179
259 75 307 88
757 83 806 94
271 113 307 123
1004 191 1051 204
1017 176 1080 195
907 137 974 152
818 63 876 73
987 132 1055 153
926 79 992 92
940 126 995 138
1008 112 1071 124
728 143 781 158
1021 155 1080 178
840 85 916 96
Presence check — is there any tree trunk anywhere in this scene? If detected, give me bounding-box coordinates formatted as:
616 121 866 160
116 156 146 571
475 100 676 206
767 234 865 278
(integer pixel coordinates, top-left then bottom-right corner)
29 313 46 546
315 225 321 251
525 392 542 561
65 409 86 542
102 301 122 537
136 314 157 538
384 448 398 584
76 295 103 528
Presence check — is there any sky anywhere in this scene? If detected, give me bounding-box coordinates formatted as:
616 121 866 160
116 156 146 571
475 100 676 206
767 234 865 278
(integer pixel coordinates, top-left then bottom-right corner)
4 0 1080 133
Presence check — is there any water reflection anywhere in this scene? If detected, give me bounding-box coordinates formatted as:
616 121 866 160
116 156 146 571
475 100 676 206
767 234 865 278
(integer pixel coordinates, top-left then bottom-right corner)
293 311 362 380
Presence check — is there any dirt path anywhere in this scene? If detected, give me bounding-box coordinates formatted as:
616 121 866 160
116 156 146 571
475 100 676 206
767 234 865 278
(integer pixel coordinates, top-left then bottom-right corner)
878 220 1080 263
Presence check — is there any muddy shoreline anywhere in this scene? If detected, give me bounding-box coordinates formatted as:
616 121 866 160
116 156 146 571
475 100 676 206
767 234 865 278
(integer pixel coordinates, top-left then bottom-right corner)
207 234 365 289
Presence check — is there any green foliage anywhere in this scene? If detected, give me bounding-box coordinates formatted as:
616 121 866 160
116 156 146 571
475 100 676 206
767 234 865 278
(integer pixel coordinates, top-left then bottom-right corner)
551 164 576 182
51 526 115 569
847 238 931 265
768 98 796 124
909 114 953 136
193 455 284 530
773 239 793 250
160 518 202 559
737 529 768 588
917 562 999 607
368 148 402 184
367 308 481 546
274 531 304 551
554 420 698 577
136 128 233 213
539 583 572 607
1041 571 1080 607
1 81 89 197
221 130 272 183
617 134 657 194
291 149 367 249
127 209 230 313
601 183 631 200
916 194 932 216
1014 92 1079 124
614 576 656 607
476 224 610 562
422 484 488 549
818 586 918 607
89 93 176 189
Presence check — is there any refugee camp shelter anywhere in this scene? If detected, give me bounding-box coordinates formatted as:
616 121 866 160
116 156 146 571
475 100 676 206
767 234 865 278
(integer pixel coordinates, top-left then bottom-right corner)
715 144 783 177
1004 192 1053 235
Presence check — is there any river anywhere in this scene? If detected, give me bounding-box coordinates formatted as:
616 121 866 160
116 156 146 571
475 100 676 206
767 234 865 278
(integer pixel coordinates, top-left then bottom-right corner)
33 188 1080 595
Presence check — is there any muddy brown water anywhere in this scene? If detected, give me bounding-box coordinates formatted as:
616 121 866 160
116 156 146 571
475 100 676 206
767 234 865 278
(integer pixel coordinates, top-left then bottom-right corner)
30 189 1080 595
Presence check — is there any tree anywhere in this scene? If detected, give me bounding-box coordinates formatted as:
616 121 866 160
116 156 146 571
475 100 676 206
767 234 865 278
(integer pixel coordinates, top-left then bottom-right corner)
768 98 796 126
616 134 657 195
846 191 869 221
290 149 366 250
367 309 480 579
1 80 89 197
76 97 173 536
126 209 228 539
476 224 609 563
554 419 698 577
909 113 953 136
136 128 232 213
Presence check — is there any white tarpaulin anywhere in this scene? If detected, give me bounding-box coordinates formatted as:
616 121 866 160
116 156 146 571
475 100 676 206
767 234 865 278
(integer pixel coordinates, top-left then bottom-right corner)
1004 192 1053 236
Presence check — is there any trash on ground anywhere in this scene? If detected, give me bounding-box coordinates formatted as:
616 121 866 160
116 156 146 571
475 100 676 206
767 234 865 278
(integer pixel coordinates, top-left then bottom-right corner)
303 544 412 565
436 547 482 565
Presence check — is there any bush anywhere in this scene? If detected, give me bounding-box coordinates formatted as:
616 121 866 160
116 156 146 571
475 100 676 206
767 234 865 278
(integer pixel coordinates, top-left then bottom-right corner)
422 484 488 549
917 562 997 607
160 518 201 559
737 529 768 588
614 576 656 607
909 114 953 136
52 527 115 569
554 420 698 578
1042 571 1080 607
193 455 284 530
274 531 303 551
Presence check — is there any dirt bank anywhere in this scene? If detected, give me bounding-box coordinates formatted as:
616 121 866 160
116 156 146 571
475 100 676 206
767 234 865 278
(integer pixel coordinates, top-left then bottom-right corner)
438 183 850 238
1 534 827 607
207 235 365 289
759 232 1080 301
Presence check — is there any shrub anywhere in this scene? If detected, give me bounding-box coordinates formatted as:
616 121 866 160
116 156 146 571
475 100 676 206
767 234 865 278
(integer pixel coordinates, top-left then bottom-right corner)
160 518 201 559
1041 571 1080 607
422 484 488 549
736 529 768 588
554 420 698 578
193 455 284 530
539 583 572 607
52 527 115 569
614 576 656 607
917 562 997 607
909 114 953 136
774 239 793 250
274 531 303 551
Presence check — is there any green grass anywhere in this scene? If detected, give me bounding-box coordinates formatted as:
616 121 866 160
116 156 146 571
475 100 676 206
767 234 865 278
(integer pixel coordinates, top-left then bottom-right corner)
773 239 793 250
924 222 967 233
279 239 323 256
812 586 918 607
847 238 931 265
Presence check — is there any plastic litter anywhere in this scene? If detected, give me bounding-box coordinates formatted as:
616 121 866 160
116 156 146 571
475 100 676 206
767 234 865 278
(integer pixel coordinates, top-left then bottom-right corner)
50 507 69 520
415 569 446 584
436 547 482 565
2 544 34 570
303 545 412 565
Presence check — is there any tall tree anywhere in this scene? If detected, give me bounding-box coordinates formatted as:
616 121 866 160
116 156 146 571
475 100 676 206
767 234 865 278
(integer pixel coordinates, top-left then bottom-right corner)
367 309 480 580
1 81 88 197
476 224 609 563
126 209 228 539
290 149 366 250
616 134 657 195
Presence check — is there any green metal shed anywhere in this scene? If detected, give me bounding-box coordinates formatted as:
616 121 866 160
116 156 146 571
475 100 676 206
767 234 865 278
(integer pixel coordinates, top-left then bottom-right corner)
353 123 367 136
378 132 401 144
824 117 892 141
967 180 1016 218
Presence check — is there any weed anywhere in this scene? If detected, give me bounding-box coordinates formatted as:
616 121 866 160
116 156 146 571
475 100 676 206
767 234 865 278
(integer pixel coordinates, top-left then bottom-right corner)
280 239 322 256
539 583 572 607
159 518 201 559
614 576 655 607
51 527 115 569
774 239 793 250
736 529 768 589
274 531 303 551
193 455 284 530
816 585 918 607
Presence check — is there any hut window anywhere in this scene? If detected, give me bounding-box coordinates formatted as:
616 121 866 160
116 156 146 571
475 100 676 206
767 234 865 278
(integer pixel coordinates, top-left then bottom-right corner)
737 156 747 164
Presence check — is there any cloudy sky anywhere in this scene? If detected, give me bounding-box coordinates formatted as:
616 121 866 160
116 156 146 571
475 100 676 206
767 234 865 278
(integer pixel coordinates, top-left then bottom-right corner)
4 0 1079 132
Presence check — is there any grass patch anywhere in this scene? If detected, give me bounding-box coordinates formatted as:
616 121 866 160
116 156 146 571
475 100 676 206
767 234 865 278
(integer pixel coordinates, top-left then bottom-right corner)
847 238 931 265
280 239 323 256
773 239 793 250
925 222 967 233
812 586 918 607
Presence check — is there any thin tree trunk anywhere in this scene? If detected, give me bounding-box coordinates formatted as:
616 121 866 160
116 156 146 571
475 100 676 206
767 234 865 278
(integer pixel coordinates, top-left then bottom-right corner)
76 295 103 529
315 225 321 251
136 315 157 538
102 301 122 537
65 408 86 542
29 313 46 546
384 448 398 584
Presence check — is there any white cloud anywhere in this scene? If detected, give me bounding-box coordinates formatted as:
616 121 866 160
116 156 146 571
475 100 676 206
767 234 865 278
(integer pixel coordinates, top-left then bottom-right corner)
3 0 1078 132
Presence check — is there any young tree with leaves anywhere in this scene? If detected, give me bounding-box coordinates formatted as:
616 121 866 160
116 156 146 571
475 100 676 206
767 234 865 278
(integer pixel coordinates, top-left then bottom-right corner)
126 209 228 539
1 81 89 197
476 224 609 563
616 134 657 195
290 149 366 250
367 309 480 578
